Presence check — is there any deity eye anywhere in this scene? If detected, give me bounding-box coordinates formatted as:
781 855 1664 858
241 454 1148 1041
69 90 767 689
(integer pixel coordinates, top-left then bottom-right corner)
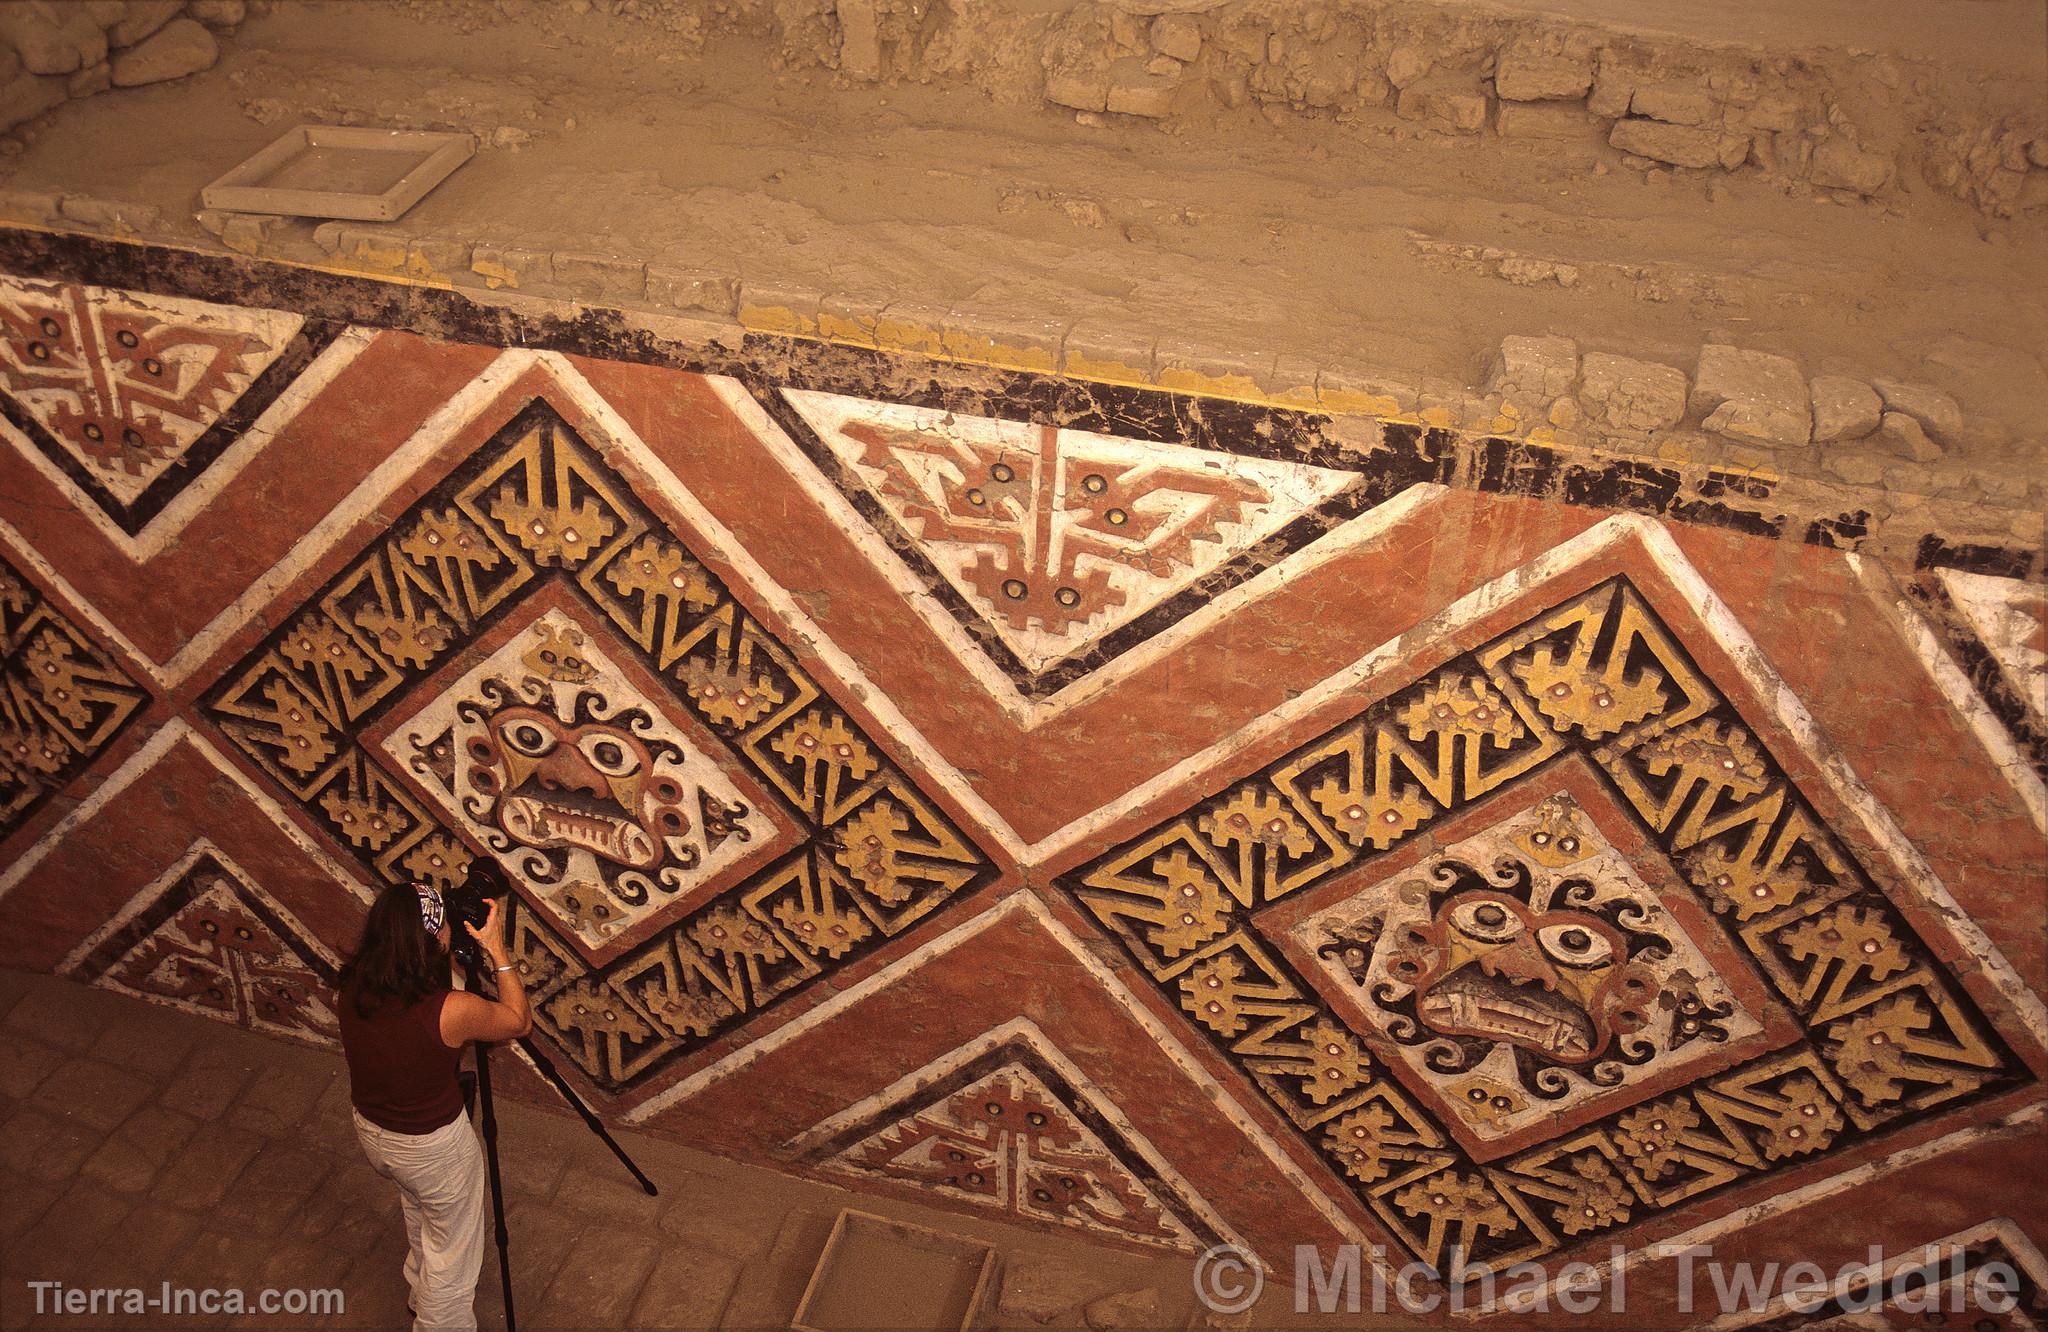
500 719 555 757
579 733 641 777
1536 922 1614 967
1448 898 1523 942
1557 836 1580 854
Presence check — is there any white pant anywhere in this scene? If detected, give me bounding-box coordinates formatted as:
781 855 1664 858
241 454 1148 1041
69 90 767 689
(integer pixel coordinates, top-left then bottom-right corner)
352 1109 487 1332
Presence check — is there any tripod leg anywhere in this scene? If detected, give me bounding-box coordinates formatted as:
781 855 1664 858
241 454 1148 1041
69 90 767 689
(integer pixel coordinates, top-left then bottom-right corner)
474 1041 517 1332
513 1034 659 1196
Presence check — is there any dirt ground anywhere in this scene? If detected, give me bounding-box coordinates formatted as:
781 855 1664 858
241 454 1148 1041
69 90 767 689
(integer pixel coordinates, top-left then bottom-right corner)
3 0 2045 475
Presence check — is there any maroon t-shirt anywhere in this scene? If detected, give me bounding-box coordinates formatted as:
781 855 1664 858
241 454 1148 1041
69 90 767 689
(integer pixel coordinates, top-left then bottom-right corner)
338 987 466 1134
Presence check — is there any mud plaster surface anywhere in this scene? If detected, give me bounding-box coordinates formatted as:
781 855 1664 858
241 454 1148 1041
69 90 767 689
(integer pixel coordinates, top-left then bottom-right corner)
5 1 2046 481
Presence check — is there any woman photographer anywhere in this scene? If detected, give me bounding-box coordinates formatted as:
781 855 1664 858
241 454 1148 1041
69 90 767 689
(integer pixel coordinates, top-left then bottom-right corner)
337 868 530 1332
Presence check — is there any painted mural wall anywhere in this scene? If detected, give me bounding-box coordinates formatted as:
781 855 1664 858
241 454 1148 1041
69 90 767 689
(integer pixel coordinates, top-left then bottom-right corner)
0 231 2044 1325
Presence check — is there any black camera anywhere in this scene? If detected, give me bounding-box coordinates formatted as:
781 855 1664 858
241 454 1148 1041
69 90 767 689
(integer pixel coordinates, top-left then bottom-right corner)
445 859 512 967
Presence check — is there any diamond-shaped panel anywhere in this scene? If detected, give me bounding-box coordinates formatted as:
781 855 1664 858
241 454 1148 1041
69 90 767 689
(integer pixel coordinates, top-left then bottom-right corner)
204 397 998 1095
379 605 793 963
1060 575 2030 1275
1293 791 1766 1148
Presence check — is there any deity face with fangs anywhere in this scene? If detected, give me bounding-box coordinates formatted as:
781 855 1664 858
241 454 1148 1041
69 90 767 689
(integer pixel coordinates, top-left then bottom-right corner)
1384 884 1658 1064
466 702 691 870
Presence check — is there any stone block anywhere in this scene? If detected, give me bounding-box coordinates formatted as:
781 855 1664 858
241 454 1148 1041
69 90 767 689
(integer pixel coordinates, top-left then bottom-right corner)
214 1144 333 1227
551 250 646 302
837 0 880 80
1106 57 1179 118
1084 1287 1165 1329
0 2 105 75
1045 66 1109 112
67 60 110 96
737 278 823 337
0 1177 59 1248
187 0 246 26
1493 42 1592 101
0 1031 65 1101
225 1060 333 1138
1396 75 1488 134
629 1246 744 1330
107 0 184 48
1497 101 1602 140
157 1050 254 1121
1317 364 1418 416
1150 13 1201 62
539 1228 662 1328
332 224 408 274
1690 344 1810 447
1042 18 1112 113
1873 379 1963 441
80 1104 200 1194
5 1180 134 1273
470 242 550 291
941 307 1066 373
403 236 470 280
1738 92 1805 134
1810 375 1882 442
217 211 281 254
0 70 68 132
1586 58 1633 118
109 17 216 86
1384 45 1431 90
870 297 948 357
1062 318 1154 386
1609 118 1747 170
0 1105 103 1183
647 263 738 317
1873 411 1943 462
3 983 118 1052
30 1056 153 1131
148 1125 262 1207
1579 352 1687 431
0 187 63 224
1155 335 1268 398
1630 80 1715 126
1487 334 1579 399
59 193 167 233
555 1163 664 1225
1809 137 1893 194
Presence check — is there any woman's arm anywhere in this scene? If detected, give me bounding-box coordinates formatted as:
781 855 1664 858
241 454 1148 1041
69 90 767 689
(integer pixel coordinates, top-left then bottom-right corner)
439 897 532 1045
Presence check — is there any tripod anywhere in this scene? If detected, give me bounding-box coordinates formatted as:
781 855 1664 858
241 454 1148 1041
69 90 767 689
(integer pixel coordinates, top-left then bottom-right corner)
458 951 657 1332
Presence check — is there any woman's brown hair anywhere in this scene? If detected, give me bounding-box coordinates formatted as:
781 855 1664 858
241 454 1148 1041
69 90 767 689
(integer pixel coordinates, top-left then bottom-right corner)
339 882 448 1018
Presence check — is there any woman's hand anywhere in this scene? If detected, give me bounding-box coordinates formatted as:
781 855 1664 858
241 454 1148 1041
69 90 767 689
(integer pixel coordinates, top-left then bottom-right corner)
465 896 511 966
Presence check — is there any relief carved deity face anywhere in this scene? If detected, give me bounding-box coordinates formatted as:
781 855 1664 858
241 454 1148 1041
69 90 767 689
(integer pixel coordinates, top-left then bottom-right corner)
1384 888 1657 1064
466 703 691 870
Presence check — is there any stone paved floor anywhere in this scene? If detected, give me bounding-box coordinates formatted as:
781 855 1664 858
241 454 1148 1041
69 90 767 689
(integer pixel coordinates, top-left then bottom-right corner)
0 968 1235 1331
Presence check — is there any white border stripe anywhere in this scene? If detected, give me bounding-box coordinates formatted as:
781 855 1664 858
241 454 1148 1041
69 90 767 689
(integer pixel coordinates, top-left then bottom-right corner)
1633 523 2048 1046
618 889 1373 1249
1850 554 2047 834
1708 1215 2048 1329
0 719 373 907
782 1014 1256 1263
58 837 344 973
1486 1101 2047 1318
0 326 375 565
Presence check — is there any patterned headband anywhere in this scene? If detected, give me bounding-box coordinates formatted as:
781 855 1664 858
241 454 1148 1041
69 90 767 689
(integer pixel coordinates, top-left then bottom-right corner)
413 882 446 935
